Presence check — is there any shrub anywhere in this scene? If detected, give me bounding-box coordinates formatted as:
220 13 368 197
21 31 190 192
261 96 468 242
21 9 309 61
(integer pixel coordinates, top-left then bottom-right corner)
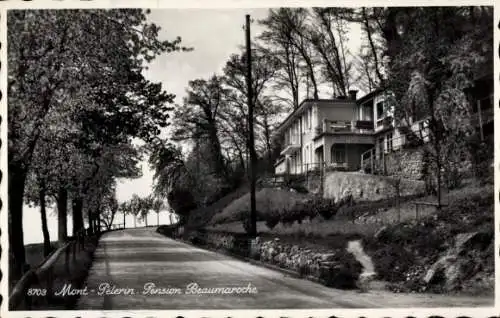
241 211 264 234
242 216 251 234
265 216 280 230
370 243 416 282
309 197 341 220
319 250 363 289
291 185 309 194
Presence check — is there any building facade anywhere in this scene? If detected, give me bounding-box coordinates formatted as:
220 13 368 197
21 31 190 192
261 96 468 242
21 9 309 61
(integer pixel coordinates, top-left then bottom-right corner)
274 75 493 176
274 90 390 175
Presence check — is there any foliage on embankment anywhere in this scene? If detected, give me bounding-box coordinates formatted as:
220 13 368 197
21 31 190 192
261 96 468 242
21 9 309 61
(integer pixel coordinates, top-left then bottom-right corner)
364 192 494 294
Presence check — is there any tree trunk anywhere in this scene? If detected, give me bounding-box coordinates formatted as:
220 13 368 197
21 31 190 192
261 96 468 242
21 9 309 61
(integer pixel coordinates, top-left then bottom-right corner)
208 124 227 180
88 209 94 235
169 213 173 225
262 118 273 172
8 165 28 278
38 178 51 257
157 212 160 226
361 7 385 86
145 215 148 227
134 215 137 228
72 196 84 237
95 207 101 233
123 212 126 229
298 43 319 100
57 187 68 242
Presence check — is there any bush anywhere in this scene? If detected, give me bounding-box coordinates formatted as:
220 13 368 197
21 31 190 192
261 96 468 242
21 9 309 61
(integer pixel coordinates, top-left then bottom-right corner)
241 211 265 234
370 243 416 282
265 217 280 230
319 250 363 289
290 185 309 194
309 196 352 220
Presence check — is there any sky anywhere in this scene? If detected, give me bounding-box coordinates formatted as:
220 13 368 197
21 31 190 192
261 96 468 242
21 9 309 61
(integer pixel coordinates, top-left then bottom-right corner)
23 8 363 244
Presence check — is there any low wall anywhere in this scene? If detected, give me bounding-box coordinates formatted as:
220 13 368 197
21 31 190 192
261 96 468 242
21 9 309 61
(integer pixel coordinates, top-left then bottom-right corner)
323 171 426 203
185 230 363 290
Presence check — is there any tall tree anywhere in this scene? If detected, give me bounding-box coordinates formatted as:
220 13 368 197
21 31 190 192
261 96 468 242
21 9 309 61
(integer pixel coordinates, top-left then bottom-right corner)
151 197 165 226
173 76 229 180
100 187 119 231
221 48 280 173
139 196 153 227
258 8 309 107
8 9 191 276
309 8 353 97
129 194 142 228
148 139 197 224
285 8 320 99
387 7 493 205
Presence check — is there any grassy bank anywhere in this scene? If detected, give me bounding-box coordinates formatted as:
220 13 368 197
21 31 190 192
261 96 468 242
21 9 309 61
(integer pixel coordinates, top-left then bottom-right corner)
203 179 494 295
9 236 100 310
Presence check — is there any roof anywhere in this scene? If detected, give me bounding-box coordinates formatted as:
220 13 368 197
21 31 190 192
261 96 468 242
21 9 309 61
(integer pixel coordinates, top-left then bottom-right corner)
356 88 386 105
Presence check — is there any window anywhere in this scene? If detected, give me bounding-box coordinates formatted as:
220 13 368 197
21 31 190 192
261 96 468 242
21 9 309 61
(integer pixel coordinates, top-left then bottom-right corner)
363 103 373 121
376 101 385 119
386 133 393 152
308 108 312 129
331 145 346 164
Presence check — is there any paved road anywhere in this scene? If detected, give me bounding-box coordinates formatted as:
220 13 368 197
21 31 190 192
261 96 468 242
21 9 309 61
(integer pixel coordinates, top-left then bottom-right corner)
76 228 493 309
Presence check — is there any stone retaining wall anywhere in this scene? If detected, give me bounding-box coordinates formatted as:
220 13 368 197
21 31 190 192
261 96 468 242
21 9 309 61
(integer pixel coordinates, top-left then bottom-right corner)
188 230 363 290
323 171 426 203
385 148 424 180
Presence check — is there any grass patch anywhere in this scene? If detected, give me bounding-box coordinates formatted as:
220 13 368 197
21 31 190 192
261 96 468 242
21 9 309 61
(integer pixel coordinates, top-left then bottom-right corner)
187 184 250 228
9 241 62 291
211 188 311 225
10 236 99 310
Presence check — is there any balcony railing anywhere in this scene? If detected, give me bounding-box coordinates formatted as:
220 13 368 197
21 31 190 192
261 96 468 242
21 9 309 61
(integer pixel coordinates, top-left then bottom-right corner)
283 134 300 147
315 119 374 136
376 116 394 130
281 134 301 156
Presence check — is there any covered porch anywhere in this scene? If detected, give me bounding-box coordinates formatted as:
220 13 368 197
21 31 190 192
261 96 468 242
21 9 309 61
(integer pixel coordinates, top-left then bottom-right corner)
314 134 374 171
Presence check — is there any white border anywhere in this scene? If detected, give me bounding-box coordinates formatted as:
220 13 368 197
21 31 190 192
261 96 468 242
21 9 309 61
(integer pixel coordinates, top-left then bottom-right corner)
0 1 498 317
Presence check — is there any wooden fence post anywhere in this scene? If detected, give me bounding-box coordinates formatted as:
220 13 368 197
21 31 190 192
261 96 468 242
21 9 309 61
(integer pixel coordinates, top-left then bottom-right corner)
371 148 374 174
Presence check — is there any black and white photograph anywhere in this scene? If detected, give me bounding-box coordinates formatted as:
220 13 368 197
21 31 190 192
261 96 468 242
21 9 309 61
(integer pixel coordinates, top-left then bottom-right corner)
1 2 497 315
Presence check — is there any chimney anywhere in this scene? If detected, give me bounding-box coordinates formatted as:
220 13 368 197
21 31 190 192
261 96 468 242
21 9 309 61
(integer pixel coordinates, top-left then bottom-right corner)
348 90 358 101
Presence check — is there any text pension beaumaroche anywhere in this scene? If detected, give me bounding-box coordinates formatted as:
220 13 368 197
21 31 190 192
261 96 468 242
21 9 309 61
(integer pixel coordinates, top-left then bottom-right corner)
52 282 258 297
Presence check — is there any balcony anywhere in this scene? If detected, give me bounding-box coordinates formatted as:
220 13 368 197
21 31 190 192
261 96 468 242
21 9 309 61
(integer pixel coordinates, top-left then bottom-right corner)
355 120 375 130
280 135 301 155
316 119 374 136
